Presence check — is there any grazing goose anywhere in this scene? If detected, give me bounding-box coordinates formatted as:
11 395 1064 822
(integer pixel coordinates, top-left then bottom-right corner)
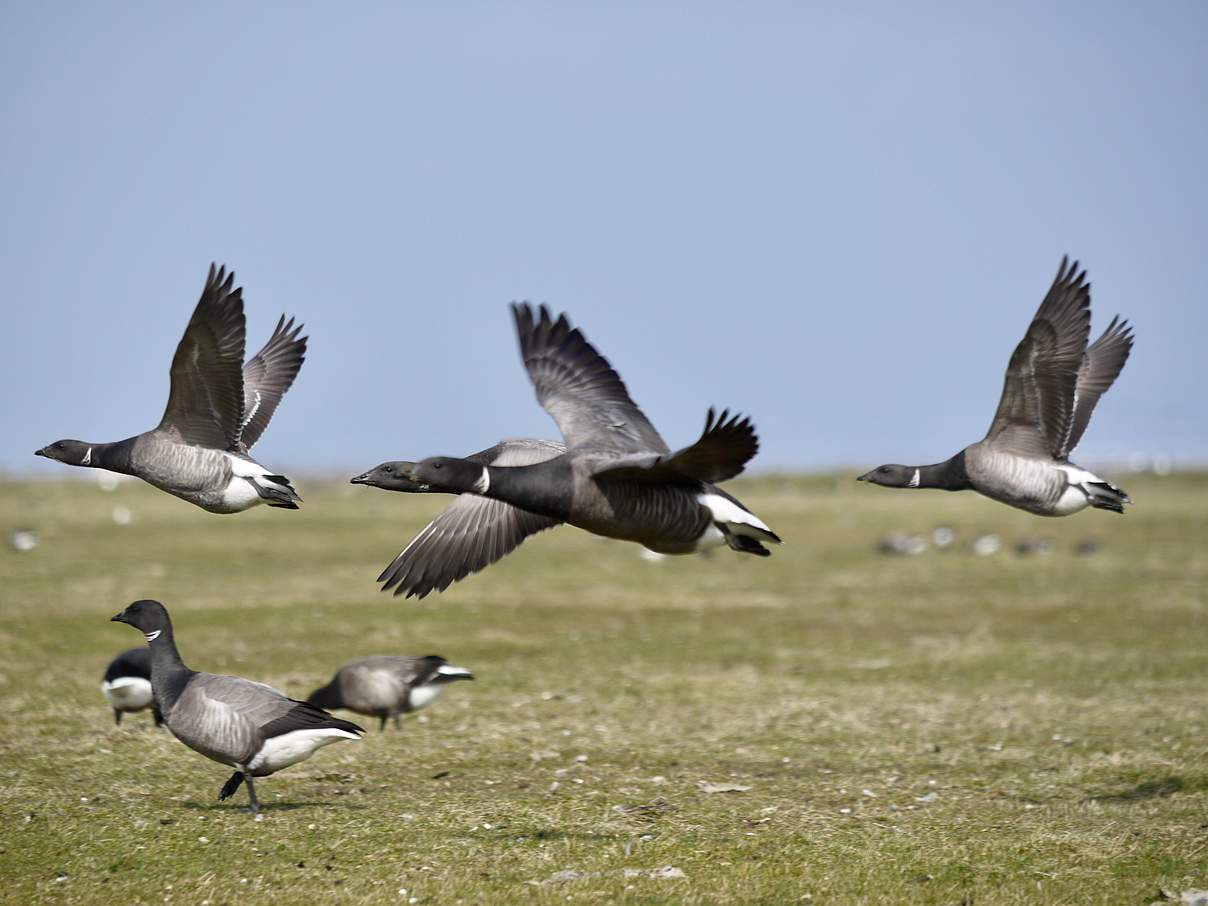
307 655 474 731
352 304 780 598
36 264 306 513
111 600 363 814
100 647 163 727
858 257 1134 516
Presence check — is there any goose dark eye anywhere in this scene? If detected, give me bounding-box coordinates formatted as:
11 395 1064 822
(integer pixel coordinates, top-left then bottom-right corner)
879 467 889 474
383 466 393 474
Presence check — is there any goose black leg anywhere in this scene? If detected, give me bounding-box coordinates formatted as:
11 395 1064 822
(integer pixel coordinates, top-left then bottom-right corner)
113 709 123 726
244 774 260 814
219 771 245 802
152 705 165 728
378 715 387 732
392 712 401 731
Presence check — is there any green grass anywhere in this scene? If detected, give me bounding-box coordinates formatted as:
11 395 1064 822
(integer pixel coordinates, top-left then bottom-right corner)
1 472 1206 904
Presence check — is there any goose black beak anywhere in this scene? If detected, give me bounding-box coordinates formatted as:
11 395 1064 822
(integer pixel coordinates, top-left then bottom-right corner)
111 612 129 624
34 448 47 458
856 471 871 482
350 472 371 485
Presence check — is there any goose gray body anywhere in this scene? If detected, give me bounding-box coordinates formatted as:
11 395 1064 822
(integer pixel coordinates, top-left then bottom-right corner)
36 265 306 514
353 305 779 598
859 257 1134 517
111 600 362 813
307 655 474 731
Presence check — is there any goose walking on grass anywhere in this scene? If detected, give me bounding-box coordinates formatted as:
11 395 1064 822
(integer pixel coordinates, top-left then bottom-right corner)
858 256 1134 516
111 600 363 814
101 647 163 727
352 303 780 598
36 264 306 513
307 655 474 731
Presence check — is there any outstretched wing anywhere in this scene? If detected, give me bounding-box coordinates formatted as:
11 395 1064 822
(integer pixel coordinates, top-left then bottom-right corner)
237 315 307 451
985 256 1092 458
1062 316 1134 456
591 408 759 484
378 438 567 599
511 303 668 454
158 264 247 449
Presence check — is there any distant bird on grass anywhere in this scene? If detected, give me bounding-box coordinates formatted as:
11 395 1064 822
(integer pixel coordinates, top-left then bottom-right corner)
858 257 1133 517
100 647 163 727
111 600 362 814
36 264 306 514
307 655 474 731
352 303 780 598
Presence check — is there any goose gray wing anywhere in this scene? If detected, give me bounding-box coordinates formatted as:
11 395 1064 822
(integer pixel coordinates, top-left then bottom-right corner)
237 316 307 451
157 264 247 449
379 438 566 599
1061 316 1134 456
168 673 278 765
984 256 1092 458
592 408 759 483
171 674 360 766
374 655 449 686
511 303 669 455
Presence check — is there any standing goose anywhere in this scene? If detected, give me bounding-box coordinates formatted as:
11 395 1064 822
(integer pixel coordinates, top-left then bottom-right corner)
111 600 363 814
858 257 1134 516
307 655 475 731
100 647 163 727
352 304 779 598
36 264 306 513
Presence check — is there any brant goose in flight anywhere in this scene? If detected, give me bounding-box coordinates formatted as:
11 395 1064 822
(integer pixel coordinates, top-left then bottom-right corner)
307 655 474 731
352 304 780 598
111 600 363 814
36 264 306 514
353 438 567 598
101 647 163 727
858 257 1133 516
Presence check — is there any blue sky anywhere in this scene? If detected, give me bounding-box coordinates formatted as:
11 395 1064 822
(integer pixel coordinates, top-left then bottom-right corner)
3 3 1205 474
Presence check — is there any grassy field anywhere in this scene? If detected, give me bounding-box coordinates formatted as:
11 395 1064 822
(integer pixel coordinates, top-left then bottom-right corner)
1 471 1206 905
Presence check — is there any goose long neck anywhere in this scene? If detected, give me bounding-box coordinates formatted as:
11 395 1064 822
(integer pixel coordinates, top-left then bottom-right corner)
478 461 573 521
147 620 192 714
92 438 137 474
914 452 972 491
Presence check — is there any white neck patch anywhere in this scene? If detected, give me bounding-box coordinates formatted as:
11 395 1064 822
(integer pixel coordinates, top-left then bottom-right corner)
908 469 921 488
472 467 490 494
145 630 161 642
82 447 92 466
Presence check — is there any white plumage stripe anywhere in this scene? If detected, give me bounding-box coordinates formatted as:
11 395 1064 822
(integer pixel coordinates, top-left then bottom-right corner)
697 493 773 534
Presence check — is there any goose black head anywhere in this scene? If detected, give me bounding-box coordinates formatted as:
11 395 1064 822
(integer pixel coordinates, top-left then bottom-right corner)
35 439 95 466
857 464 918 488
111 599 172 642
349 461 429 492
409 456 486 494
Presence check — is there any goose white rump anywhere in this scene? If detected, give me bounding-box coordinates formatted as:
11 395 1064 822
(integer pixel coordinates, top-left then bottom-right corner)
100 676 153 711
247 727 361 774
